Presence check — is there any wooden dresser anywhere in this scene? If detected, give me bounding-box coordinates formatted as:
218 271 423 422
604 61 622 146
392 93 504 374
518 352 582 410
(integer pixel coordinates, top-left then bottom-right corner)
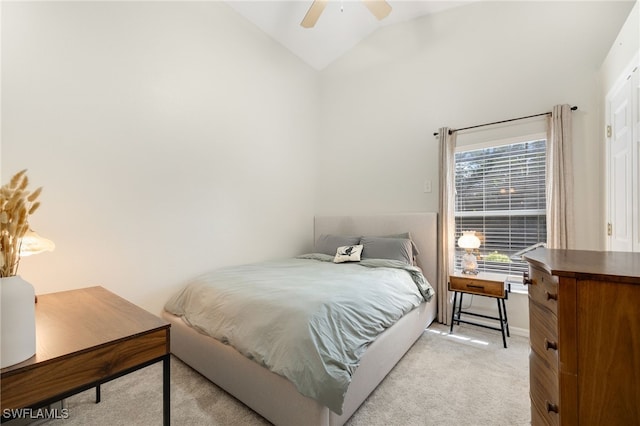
523 249 640 425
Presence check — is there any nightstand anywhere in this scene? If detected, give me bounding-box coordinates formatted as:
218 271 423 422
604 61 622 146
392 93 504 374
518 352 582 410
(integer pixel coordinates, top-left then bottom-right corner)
448 271 510 348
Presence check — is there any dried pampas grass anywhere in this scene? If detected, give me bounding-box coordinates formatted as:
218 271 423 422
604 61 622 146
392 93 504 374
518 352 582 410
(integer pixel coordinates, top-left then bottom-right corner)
0 170 43 277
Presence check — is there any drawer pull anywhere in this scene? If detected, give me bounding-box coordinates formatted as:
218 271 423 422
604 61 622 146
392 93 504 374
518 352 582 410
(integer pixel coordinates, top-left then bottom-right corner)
546 401 559 414
467 284 485 290
546 291 558 301
523 272 533 286
544 339 558 351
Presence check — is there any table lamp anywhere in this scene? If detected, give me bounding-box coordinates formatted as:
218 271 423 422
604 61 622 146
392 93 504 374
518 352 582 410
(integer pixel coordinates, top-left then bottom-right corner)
20 228 55 304
20 229 55 256
458 231 480 275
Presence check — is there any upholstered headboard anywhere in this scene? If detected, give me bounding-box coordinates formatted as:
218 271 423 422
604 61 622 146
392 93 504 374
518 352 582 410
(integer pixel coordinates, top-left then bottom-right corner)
314 213 438 290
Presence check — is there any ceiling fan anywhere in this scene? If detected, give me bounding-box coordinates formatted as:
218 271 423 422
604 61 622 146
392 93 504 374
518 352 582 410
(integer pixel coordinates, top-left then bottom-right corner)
301 0 392 28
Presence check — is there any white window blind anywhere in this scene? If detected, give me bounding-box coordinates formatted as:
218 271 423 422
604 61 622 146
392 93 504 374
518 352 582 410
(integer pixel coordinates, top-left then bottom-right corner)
454 139 547 277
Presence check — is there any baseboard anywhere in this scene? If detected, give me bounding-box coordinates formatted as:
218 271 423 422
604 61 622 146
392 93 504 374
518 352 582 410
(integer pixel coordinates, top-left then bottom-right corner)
507 325 529 338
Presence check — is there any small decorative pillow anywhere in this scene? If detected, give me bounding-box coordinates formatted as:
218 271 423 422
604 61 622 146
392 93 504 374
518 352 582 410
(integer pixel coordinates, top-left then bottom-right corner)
334 245 364 263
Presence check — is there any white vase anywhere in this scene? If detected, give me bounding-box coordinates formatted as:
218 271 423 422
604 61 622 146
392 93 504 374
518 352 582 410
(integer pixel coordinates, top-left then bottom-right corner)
1 276 36 368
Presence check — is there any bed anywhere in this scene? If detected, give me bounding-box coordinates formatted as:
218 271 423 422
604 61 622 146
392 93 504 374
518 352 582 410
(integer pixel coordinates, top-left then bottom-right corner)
162 213 438 426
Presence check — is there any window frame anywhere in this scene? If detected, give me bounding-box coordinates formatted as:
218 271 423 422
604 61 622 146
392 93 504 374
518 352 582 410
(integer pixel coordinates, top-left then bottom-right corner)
454 132 547 292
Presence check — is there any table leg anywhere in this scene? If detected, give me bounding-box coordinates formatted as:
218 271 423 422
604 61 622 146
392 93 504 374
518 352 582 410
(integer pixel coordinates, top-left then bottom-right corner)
497 298 507 348
501 298 510 337
163 355 170 426
95 385 101 403
450 291 458 333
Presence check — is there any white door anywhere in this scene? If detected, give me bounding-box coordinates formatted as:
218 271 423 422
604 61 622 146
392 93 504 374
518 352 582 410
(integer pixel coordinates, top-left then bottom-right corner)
607 76 633 252
632 67 640 251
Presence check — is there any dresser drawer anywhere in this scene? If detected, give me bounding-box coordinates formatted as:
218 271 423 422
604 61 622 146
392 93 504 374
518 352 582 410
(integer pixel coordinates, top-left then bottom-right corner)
530 351 560 426
449 275 505 297
529 300 559 366
531 397 553 426
528 266 558 315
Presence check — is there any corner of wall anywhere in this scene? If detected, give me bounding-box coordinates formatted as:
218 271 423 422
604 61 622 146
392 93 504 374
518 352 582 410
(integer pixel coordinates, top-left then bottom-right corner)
600 1 639 92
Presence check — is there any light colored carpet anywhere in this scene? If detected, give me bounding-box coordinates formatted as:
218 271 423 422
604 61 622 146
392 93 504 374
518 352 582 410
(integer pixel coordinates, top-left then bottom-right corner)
44 323 530 426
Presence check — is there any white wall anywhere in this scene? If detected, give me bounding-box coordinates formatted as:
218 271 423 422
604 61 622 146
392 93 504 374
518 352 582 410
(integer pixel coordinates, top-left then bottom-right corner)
315 1 635 331
601 1 639 90
1 2 319 314
317 1 633 250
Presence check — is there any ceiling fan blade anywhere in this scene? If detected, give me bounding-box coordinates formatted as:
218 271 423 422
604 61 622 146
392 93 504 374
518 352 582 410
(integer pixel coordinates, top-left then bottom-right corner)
362 0 392 20
301 0 328 28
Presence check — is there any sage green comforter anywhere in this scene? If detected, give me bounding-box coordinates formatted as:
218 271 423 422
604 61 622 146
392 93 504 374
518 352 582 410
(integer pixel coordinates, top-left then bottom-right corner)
164 253 434 414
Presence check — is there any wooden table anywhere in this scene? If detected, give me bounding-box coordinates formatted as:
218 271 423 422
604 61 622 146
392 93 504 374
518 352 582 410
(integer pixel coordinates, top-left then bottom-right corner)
448 271 510 348
1 286 170 425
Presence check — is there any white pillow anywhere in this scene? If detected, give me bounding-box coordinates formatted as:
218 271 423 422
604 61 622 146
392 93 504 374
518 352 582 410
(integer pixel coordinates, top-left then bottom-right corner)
333 245 364 263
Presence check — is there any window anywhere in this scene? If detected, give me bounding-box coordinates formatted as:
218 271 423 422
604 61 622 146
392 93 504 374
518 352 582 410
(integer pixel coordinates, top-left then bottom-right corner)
454 138 547 283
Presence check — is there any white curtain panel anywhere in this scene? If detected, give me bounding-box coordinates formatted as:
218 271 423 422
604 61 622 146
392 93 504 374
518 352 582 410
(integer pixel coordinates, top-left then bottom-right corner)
546 104 575 249
438 127 456 324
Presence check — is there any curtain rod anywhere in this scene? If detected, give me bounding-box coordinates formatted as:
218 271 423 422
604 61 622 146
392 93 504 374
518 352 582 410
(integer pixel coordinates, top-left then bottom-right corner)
433 106 578 137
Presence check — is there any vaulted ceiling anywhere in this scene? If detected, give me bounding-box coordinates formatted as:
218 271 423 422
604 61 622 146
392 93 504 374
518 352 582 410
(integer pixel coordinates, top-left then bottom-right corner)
225 1 473 70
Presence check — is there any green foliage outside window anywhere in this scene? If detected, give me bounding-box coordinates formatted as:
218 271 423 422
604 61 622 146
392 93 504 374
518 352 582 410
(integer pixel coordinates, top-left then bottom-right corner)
483 251 512 263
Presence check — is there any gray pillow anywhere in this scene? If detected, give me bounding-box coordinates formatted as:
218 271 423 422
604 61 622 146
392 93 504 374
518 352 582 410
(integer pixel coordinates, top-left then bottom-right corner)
380 232 420 255
360 236 414 265
315 234 361 256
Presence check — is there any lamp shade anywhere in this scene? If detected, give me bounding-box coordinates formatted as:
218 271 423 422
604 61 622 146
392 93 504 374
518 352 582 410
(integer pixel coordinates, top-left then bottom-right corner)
458 231 480 250
20 229 55 257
